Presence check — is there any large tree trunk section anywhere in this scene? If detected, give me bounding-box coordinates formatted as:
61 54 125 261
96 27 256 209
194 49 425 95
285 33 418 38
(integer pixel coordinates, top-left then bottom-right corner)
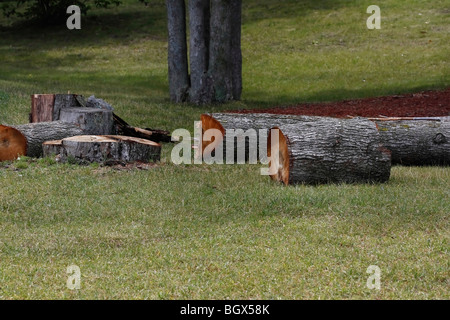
10 121 84 158
59 107 114 135
268 118 392 185
0 125 28 161
201 113 321 162
30 94 82 122
167 0 190 103
373 117 450 166
43 135 161 164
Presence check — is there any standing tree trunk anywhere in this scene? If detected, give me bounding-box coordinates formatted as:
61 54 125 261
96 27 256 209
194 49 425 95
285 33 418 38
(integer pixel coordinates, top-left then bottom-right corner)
167 0 190 103
166 0 242 104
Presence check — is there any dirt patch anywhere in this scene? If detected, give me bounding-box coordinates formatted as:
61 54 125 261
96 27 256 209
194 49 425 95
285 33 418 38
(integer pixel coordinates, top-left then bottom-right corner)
230 88 450 118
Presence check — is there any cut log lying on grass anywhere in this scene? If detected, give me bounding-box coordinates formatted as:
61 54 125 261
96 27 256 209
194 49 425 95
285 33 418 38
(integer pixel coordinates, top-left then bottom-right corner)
30 94 82 122
373 117 450 166
43 135 161 164
201 113 320 162
113 113 172 143
8 121 85 158
268 118 392 185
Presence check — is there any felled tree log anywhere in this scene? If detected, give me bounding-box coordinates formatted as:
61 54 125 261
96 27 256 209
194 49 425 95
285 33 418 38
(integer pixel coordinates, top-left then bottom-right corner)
60 107 114 135
268 118 392 185
373 117 449 166
43 135 161 164
30 94 82 122
0 125 28 161
9 121 84 158
201 113 320 162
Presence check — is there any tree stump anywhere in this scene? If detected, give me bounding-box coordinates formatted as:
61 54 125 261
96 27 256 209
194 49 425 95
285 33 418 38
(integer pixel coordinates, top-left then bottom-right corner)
43 135 161 164
59 107 114 135
267 118 392 185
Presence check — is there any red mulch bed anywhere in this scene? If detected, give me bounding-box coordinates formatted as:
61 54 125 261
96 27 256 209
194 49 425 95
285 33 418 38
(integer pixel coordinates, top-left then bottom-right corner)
230 88 450 118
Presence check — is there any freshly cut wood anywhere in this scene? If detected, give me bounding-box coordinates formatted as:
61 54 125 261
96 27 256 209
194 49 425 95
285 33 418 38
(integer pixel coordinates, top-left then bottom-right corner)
267 118 392 185
9 121 85 158
113 113 172 143
60 107 114 135
43 135 161 164
30 94 82 122
0 125 27 161
201 113 320 162
373 117 449 165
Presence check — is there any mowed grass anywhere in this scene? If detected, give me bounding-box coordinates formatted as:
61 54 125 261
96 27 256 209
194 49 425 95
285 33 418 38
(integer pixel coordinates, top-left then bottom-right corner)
0 0 449 299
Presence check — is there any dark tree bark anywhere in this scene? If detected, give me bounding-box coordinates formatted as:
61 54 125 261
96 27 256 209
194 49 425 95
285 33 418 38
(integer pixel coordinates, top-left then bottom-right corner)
188 0 211 104
166 0 242 104
166 0 190 103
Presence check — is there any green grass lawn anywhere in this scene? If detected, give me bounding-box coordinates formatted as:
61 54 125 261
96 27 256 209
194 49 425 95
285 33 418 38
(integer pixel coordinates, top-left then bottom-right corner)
0 0 449 299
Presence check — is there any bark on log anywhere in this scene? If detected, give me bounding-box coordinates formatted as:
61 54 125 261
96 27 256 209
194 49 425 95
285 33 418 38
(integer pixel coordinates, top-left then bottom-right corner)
373 117 449 166
30 94 82 122
268 118 392 185
42 135 161 164
60 107 114 135
10 121 84 158
201 113 321 162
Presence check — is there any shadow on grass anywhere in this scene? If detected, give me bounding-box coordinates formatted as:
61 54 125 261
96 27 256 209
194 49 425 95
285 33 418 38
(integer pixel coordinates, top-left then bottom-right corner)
0 2 167 49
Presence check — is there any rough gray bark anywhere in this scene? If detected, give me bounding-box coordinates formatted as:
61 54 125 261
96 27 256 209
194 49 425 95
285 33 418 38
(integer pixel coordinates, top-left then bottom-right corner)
59 107 114 135
201 113 323 162
188 0 210 103
208 0 233 102
167 0 190 103
11 121 84 157
374 117 450 165
43 135 161 164
272 118 392 185
230 0 242 100
166 0 242 104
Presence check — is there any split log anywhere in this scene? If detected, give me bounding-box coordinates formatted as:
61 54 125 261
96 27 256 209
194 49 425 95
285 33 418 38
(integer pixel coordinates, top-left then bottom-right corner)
43 135 161 164
113 113 172 143
373 117 449 166
60 107 114 135
9 121 84 158
0 125 28 161
30 94 82 122
267 118 392 185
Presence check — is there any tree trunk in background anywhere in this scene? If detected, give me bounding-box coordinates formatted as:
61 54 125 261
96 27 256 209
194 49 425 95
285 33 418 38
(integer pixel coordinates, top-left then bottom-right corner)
166 0 190 103
188 0 211 104
166 0 242 104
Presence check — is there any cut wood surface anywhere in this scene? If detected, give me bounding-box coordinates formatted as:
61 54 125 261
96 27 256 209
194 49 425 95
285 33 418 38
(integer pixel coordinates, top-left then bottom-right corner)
0 125 27 161
268 118 392 185
373 117 450 165
43 135 161 164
